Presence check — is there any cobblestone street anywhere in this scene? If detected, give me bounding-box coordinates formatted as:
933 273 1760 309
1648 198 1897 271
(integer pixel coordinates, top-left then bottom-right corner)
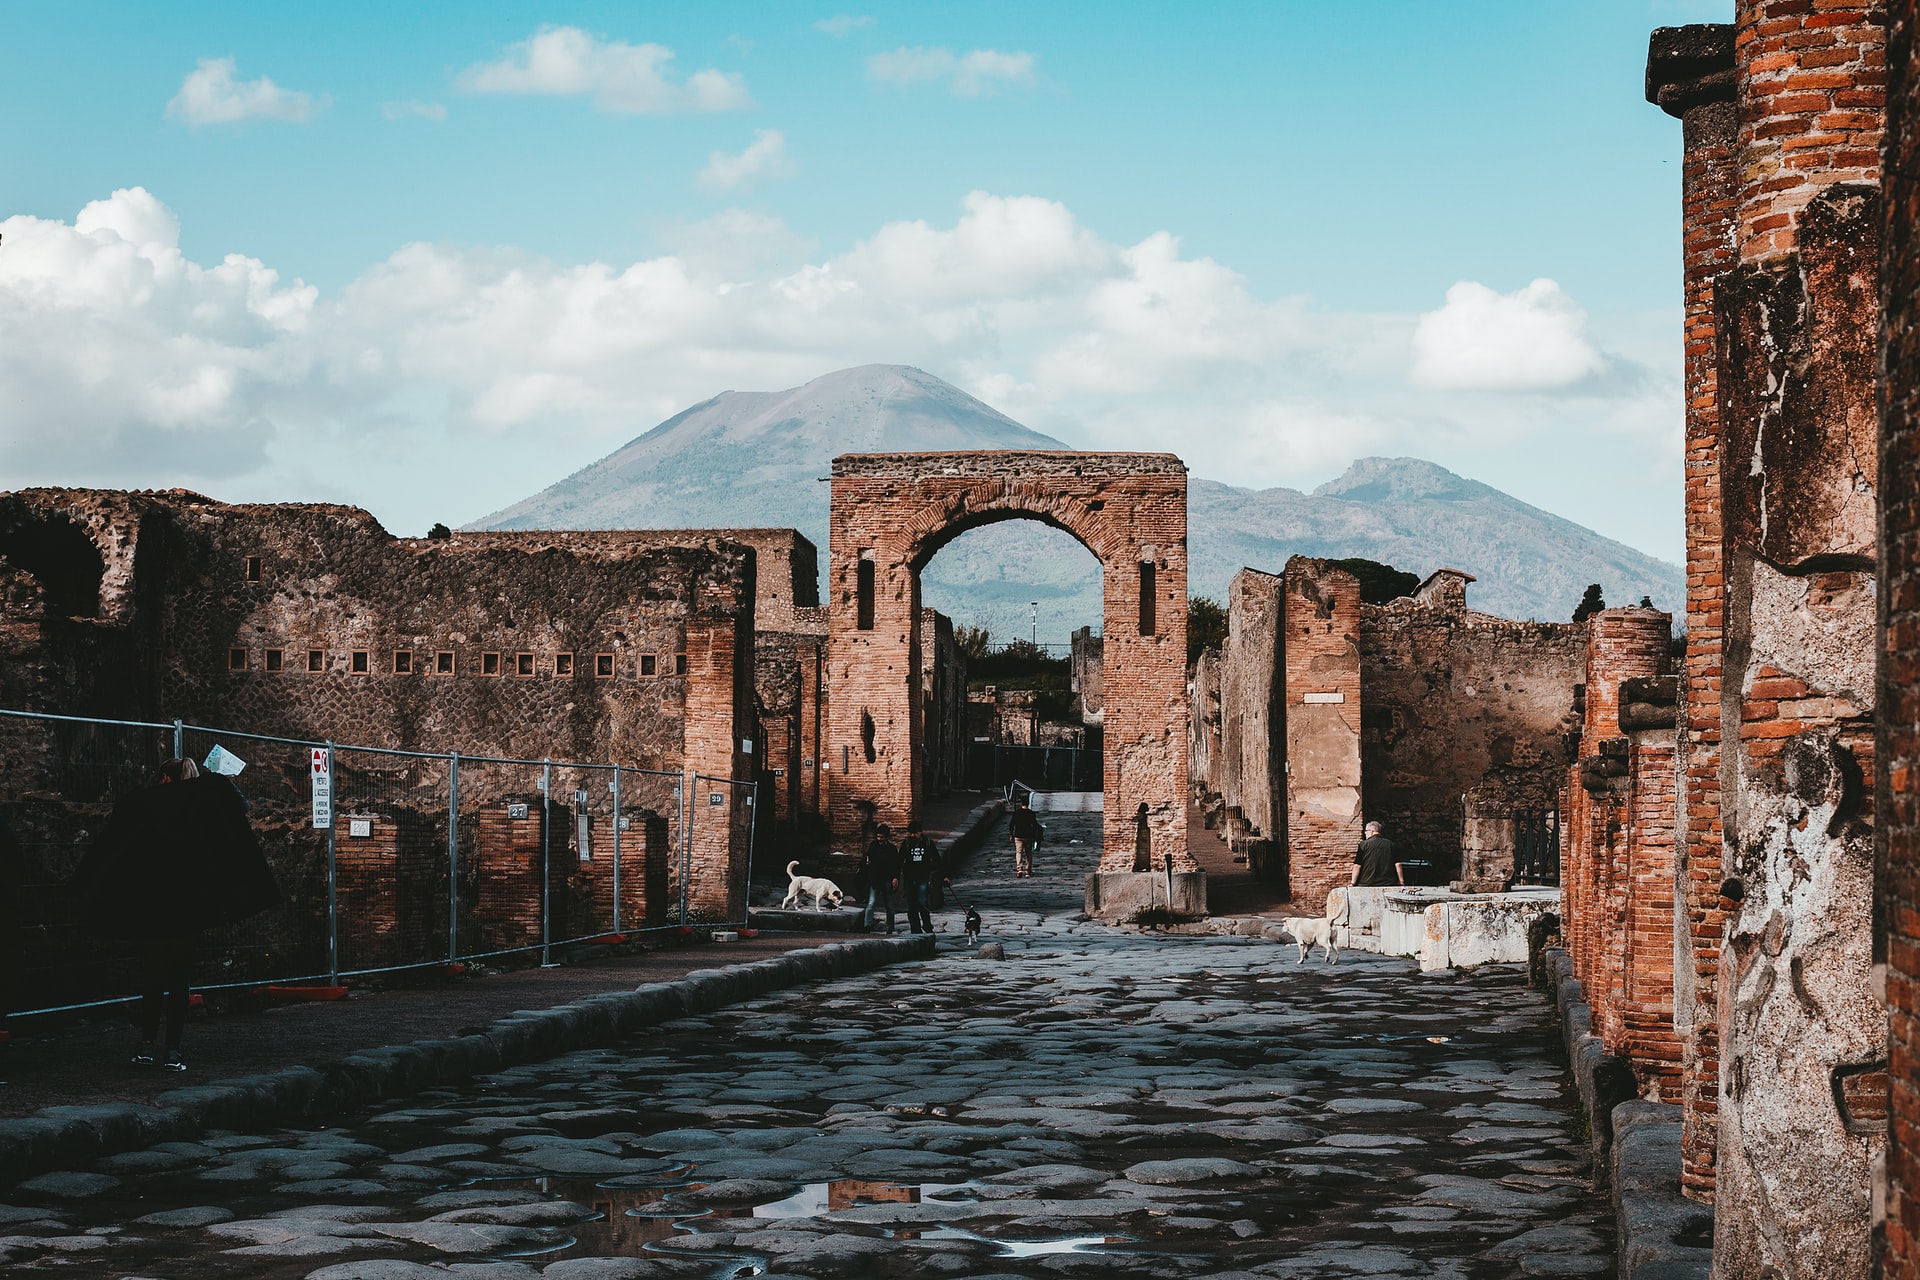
0 800 1611 1278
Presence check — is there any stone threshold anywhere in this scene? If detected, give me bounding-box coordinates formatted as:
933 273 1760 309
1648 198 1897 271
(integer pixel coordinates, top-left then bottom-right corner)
1542 945 1712 1280
0 935 933 1188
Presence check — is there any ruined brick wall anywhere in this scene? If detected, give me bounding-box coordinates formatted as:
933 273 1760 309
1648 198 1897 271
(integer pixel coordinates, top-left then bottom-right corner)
1278 558 1363 912
1189 646 1221 807
1358 587 1584 884
1709 4 1887 1271
1071 625 1104 723
1214 570 1284 880
918 610 969 796
827 452 1189 869
1650 20 1743 1203
1879 3 1920 1272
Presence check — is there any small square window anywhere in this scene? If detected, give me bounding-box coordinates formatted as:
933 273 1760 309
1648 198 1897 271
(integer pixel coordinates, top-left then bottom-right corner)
307 649 325 673
394 650 413 674
595 653 615 678
516 652 535 677
674 653 687 676
435 651 454 675
482 652 501 676
227 647 248 672
640 654 658 678
265 648 284 672
351 650 370 674
555 653 574 677
244 556 262 583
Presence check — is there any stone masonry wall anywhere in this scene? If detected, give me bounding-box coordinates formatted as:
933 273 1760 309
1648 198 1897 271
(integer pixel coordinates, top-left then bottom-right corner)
1278 558 1364 912
827 451 1189 870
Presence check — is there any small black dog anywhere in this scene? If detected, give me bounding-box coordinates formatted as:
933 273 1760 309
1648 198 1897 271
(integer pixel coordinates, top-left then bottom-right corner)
964 906 982 945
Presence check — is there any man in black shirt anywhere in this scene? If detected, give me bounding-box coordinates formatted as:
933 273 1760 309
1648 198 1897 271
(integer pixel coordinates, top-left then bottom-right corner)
1351 820 1404 888
1009 797 1043 878
859 825 901 933
898 820 949 935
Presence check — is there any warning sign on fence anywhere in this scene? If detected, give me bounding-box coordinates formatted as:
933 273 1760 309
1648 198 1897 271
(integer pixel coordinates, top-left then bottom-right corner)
311 747 332 829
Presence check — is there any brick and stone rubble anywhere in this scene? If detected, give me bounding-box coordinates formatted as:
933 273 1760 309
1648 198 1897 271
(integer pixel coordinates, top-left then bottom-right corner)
826 451 1189 873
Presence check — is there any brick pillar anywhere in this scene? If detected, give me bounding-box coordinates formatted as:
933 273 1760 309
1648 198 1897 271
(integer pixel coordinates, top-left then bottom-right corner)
1879 4 1920 1274
682 611 754 920
1649 20 1741 1201
1279 558 1364 913
1711 4 1886 1274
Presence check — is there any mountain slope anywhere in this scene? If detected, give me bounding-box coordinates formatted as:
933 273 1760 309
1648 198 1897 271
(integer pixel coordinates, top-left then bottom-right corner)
473 365 1682 635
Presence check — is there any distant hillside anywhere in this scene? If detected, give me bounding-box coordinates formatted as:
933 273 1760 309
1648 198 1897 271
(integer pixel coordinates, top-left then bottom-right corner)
473 365 1682 639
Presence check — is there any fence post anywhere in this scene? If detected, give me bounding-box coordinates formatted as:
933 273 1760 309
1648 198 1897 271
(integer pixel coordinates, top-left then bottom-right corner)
325 740 338 987
541 759 554 967
611 765 622 935
742 779 759 926
172 719 183 759
447 751 460 963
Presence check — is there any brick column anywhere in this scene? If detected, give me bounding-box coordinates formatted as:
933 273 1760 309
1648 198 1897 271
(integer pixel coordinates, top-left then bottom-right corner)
1649 20 1740 1202
682 607 755 920
1878 3 1920 1274
1278 558 1364 912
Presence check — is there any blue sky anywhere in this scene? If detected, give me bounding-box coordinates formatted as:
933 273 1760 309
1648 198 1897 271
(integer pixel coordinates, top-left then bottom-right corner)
0 1 1729 561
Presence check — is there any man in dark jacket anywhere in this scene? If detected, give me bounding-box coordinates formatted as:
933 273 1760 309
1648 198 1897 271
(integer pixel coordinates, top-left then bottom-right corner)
859 824 901 934
1009 797 1043 878
1351 820 1405 888
897 821 949 935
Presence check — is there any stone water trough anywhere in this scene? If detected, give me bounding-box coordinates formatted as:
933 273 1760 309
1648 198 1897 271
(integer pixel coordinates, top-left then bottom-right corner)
1340 885 1561 972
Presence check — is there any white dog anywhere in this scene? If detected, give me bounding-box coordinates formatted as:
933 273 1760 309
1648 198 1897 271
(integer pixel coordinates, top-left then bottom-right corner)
1280 887 1351 966
782 860 846 912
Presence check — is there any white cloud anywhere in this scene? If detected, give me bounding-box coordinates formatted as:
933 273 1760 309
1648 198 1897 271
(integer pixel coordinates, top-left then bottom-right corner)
867 46 1038 96
1410 278 1607 391
458 25 749 113
166 57 320 126
380 100 447 122
697 130 795 191
813 14 874 36
0 188 1677 556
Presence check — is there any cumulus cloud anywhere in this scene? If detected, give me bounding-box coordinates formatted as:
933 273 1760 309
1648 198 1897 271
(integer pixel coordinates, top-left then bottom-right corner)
458 25 749 113
380 100 447 121
697 130 795 191
813 14 874 36
1410 278 1607 391
867 47 1038 96
166 57 321 126
0 188 1676 548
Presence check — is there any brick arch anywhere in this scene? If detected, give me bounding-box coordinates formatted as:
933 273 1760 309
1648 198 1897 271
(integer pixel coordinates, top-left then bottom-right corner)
827 451 1191 872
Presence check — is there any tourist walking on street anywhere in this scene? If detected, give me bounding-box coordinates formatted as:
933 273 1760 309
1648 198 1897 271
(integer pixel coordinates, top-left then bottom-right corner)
860 824 901 933
898 820 949 935
75 758 278 1072
1350 820 1405 888
1009 795 1044 878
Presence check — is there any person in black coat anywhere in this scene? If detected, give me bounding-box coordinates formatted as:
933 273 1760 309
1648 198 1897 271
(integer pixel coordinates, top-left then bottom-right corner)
858 824 901 934
897 821 950 936
1009 797 1044 878
76 757 278 1071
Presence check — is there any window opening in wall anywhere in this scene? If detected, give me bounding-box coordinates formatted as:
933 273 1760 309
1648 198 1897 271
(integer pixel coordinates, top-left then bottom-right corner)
265 648 285 673
515 652 535 677
394 650 413 674
227 647 248 672
482 652 501 676
244 556 262 583
675 653 687 676
641 654 658 678
351 650 370 674
856 558 875 630
435 651 454 675
307 649 326 673
1139 561 1157 636
595 653 615 678
555 653 574 677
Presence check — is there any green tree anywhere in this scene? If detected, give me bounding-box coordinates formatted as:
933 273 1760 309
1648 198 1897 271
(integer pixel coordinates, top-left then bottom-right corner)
954 624 991 661
1573 583 1607 623
1188 596 1228 667
1328 557 1420 605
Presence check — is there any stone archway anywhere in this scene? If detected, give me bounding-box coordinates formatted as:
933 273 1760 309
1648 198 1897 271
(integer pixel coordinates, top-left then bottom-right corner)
826 451 1194 890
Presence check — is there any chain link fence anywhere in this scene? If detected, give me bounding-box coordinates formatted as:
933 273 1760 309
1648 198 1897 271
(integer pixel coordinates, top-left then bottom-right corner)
0 708 757 1021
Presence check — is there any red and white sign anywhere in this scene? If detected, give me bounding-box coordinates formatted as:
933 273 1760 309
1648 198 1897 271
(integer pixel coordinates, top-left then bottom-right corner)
310 748 333 829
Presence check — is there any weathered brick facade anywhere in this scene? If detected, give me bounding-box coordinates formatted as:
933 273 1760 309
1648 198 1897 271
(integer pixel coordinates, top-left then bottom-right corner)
827 451 1189 871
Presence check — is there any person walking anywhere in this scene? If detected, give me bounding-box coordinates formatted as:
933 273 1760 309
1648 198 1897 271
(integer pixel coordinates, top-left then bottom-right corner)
898 820 949 935
76 757 278 1072
1350 820 1406 888
859 824 902 933
1009 796 1044 878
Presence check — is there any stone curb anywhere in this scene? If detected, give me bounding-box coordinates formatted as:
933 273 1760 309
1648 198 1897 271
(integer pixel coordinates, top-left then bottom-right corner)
0 934 934 1187
1541 946 1710 1280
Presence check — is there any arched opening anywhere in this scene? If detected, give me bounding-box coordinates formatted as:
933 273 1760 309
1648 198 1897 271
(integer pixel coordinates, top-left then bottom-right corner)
0 510 107 619
917 518 1103 794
